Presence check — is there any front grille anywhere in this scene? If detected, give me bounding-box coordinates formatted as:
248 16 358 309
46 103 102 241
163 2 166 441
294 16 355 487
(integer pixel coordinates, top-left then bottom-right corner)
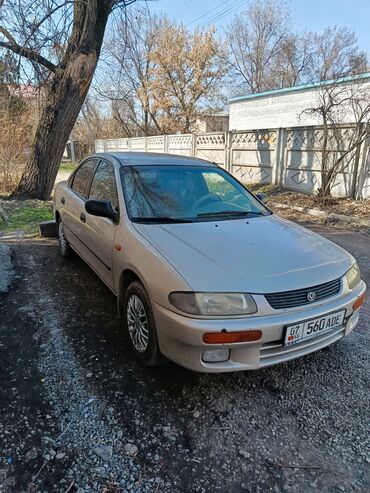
265 278 341 309
259 326 345 367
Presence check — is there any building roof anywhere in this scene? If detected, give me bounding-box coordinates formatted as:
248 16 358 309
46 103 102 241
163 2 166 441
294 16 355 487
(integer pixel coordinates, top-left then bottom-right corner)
228 72 370 104
7 83 40 98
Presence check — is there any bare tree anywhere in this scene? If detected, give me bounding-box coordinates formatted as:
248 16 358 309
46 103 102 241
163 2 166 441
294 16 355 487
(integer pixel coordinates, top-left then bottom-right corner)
74 95 123 155
149 20 226 133
0 86 37 193
310 27 368 82
226 0 291 94
273 33 314 88
103 12 226 136
226 1 368 95
0 0 136 200
100 10 160 136
303 76 370 200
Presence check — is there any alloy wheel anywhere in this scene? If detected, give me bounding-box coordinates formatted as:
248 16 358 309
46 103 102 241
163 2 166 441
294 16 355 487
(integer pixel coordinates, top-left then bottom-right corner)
58 221 68 254
126 294 149 353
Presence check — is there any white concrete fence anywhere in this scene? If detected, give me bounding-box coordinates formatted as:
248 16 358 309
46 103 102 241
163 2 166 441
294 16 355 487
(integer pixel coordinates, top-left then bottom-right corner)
95 126 370 199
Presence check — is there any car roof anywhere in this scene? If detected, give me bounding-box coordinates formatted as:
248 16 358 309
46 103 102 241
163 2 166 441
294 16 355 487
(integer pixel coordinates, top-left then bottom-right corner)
93 151 217 167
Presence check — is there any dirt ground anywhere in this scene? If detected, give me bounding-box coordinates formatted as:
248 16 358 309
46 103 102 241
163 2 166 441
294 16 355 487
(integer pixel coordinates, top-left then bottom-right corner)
0 223 369 492
247 184 370 220
275 191 370 219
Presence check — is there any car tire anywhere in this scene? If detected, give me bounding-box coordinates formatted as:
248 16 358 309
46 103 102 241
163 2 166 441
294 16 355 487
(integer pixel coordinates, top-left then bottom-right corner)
57 217 73 258
123 281 163 367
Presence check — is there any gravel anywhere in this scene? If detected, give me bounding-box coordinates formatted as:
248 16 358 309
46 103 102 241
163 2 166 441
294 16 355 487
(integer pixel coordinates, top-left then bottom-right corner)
0 227 369 492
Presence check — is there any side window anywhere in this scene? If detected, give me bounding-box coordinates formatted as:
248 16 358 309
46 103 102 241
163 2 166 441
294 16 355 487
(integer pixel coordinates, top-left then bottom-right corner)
89 161 119 210
71 159 96 198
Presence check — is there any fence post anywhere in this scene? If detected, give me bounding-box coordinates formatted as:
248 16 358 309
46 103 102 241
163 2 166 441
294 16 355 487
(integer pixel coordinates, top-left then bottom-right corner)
191 134 197 157
225 131 232 173
128 137 132 152
354 126 369 199
164 134 168 153
351 123 366 199
275 127 286 186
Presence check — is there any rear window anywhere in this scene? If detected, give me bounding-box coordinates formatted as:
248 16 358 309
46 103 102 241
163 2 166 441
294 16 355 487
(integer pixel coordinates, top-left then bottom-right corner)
71 160 96 198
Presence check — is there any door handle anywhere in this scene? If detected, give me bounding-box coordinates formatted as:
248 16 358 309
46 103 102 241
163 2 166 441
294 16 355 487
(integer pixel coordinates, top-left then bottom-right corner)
80 212 86 223
61 197 65 204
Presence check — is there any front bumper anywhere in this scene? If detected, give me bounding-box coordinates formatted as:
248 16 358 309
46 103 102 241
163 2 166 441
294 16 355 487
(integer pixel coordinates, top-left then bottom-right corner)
152 281 366 372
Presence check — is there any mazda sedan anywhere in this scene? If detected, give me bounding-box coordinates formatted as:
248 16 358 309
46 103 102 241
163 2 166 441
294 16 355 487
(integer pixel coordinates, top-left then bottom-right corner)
54 152 366 372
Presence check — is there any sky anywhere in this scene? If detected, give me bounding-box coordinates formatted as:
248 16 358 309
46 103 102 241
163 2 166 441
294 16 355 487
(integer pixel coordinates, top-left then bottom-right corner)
146 0 370 53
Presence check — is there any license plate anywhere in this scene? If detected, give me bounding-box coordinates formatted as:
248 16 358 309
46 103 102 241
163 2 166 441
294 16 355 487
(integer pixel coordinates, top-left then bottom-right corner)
284 310 346 346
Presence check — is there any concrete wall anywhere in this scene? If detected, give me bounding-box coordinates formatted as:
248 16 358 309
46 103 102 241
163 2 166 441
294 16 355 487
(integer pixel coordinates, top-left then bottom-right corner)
195 115 229 133
95 125 370 199
229 80 370 131
230 88 320 130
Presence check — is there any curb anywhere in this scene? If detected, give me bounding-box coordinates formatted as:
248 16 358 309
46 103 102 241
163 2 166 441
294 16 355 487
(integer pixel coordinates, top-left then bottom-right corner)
270 202 370 228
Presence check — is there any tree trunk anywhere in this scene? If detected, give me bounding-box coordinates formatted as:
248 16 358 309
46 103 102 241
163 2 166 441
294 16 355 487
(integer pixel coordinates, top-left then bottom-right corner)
320 116 331 198
11 1 111 200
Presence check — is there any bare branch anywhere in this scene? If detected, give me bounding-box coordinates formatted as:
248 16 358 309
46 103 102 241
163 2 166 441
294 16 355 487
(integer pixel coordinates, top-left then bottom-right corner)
0 27 57 72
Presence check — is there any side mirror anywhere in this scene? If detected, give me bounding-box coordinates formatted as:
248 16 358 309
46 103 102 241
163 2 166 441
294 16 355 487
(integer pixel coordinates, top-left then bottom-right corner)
85 199 118 222
256 193 267 203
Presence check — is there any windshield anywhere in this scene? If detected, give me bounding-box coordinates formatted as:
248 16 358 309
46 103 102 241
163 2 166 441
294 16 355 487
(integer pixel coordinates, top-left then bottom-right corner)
121 165 270 223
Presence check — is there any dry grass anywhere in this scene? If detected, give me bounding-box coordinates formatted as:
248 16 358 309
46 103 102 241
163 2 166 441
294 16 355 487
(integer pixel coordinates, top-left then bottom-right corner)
246 183 370 219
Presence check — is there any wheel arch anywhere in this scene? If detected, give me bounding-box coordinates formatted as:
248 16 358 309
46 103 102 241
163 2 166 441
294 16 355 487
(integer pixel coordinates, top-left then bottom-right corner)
117 268 149 316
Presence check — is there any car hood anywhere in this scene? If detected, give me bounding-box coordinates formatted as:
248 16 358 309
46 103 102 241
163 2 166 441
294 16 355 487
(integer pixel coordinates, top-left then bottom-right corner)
134 215 353 293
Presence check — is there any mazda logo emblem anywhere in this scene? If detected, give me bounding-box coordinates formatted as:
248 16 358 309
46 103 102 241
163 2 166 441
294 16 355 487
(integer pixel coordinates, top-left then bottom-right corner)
307 291 316 302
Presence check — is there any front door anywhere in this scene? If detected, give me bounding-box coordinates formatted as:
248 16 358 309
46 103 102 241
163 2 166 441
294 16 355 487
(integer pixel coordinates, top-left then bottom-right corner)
82 160 120 290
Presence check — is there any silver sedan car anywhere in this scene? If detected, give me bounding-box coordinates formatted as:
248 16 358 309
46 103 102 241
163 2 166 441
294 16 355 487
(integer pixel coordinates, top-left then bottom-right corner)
54 152 366 372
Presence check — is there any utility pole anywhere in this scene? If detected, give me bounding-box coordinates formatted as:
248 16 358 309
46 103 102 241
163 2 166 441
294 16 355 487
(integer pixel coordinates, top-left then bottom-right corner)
69 130 76 163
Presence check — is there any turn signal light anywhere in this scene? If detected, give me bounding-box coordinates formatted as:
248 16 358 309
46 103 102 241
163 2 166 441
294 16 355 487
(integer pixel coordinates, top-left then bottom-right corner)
202 330 262 344
353 292 366 311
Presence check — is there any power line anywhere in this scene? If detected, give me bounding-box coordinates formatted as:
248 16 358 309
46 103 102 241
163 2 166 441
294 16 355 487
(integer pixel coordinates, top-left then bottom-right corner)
188 0 232 27
199 0 244 28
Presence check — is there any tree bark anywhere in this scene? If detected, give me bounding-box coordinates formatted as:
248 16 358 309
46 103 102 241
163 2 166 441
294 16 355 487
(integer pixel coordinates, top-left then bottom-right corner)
10 1 112 200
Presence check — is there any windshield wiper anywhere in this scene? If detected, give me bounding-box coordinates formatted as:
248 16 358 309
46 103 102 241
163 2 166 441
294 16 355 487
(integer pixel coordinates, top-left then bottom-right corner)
197 210 265 218
131 216 194 224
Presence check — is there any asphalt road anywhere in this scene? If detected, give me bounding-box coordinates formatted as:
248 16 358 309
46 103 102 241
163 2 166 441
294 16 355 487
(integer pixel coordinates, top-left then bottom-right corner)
0 222 369 493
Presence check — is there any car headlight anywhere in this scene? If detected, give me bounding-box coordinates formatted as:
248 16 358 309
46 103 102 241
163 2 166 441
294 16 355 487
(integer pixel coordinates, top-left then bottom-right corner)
169 292 257 316
346 262 361 290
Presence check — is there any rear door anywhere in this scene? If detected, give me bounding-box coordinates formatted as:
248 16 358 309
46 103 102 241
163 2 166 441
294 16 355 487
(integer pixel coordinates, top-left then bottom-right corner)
61 158 97 256
82 159 120 290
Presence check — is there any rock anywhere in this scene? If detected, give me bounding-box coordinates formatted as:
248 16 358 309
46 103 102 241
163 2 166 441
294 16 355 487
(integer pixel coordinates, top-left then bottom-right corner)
26 449 37 460
95 466 107 478
124 443 138 456
56 453 66 460
38 220 57 238
238 449 251 459
92 445 113 462
193 411 200 419
117 430 123 439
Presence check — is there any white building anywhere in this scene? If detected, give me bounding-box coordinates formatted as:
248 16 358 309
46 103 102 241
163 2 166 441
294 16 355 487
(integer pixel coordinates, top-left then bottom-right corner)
194 112 229 133
229 73 370 130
